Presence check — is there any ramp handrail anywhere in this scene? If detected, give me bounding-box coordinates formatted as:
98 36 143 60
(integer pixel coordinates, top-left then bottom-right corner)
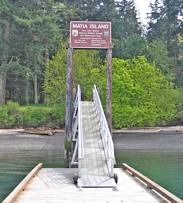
77 85 84 160
93 85 115 177
71 85 84 166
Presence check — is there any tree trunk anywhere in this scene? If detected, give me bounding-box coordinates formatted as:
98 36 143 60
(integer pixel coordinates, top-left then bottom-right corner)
25 78 29 104
45 47 49 62
34 73 38 104
0 72 6 105
0 20 10 105
42 46 49 104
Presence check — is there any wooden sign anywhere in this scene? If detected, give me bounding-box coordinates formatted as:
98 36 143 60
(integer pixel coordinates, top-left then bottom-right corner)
70 21 111 49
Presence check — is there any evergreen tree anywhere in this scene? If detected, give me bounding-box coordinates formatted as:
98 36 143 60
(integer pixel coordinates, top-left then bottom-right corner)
53 2 78 40
113 0 144 58
97 0 117 21
147 0 166 41
0 0 61 104
117 0 141 37
0 0 14 104
164 0 182 57
67 0 101 21
147 0 183 86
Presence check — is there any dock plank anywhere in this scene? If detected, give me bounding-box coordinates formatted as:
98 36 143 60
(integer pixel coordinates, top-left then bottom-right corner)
14 168 168 203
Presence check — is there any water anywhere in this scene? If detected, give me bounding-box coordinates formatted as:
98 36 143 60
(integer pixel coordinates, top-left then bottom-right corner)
0 150 64 202
116 150 183 200
0 148 183 201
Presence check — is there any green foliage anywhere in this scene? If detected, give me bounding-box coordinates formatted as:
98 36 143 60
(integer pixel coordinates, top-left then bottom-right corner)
147 0 183 87
73 50 105 100
44 48 181 128
0 107 8 127
54 3 78 39
22 107 50 127
0 102 64 128
44 48 105 103
0 102 22 127
20 105 65 128
44 48 67 105
0 0 61 104
49 105 65 127
176 111 183 123
112 57 181 128
146 39 174 80
114 35 147 59
64 139 72 151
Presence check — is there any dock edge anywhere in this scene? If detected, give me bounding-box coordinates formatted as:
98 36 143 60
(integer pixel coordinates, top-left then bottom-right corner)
2 163 43 203
122 163 183 203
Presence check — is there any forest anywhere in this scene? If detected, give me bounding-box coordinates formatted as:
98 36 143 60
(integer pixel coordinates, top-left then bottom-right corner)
0 0 183 128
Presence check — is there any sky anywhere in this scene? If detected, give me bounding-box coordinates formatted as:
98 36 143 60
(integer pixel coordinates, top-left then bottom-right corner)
134 0 153 25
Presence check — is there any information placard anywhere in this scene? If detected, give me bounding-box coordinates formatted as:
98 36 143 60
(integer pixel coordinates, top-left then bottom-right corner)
70 21 111 49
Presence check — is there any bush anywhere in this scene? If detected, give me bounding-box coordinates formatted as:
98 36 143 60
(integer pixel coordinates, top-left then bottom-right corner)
178 111 183 122
44 48 103 104
0 103 65 128
48 105 65 128
22 107 50 127
165 111 183 126
112 57 181 128
0 107 8 128
0 102 22 128
6 102 23 127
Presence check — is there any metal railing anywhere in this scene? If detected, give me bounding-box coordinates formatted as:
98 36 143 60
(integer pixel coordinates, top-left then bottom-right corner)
71 85 84 166
77 85 84 160
93 85 116 177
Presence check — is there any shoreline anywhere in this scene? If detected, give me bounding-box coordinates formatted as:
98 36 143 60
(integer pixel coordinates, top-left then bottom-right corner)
0 125 183 135
0 128 182 151
113 125 183 133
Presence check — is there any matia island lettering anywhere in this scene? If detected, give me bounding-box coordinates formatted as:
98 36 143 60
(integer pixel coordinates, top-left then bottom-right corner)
72 23 109 29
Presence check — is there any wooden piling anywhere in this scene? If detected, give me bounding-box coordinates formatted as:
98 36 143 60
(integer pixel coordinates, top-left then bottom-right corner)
106 48 112 133
65 47 73 167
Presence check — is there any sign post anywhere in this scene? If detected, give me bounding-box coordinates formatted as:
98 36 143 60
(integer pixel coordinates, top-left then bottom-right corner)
106 48 112 133
65 47 73 167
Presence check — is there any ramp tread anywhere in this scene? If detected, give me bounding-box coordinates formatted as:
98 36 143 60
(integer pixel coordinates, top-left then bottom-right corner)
78 101 114 187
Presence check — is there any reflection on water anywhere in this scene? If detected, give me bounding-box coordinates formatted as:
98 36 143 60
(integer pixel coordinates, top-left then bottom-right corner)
0 150 64 201
116 150 183 200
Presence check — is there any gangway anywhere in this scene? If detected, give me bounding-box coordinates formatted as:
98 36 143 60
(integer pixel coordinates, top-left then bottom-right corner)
71 85 117 187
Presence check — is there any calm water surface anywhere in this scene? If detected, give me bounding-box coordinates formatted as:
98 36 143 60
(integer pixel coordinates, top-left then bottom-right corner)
0 150 64 201
0 149 183 201
116 150 183 200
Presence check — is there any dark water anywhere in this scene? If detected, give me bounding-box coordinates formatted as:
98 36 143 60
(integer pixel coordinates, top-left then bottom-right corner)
116 150 183 200
0 150 64 202
0 149 183 201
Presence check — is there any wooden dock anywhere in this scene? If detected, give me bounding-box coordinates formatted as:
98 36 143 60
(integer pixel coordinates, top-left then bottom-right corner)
3 163 183 203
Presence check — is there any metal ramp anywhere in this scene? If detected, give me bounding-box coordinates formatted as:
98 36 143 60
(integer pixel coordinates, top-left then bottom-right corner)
71 85 116 187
